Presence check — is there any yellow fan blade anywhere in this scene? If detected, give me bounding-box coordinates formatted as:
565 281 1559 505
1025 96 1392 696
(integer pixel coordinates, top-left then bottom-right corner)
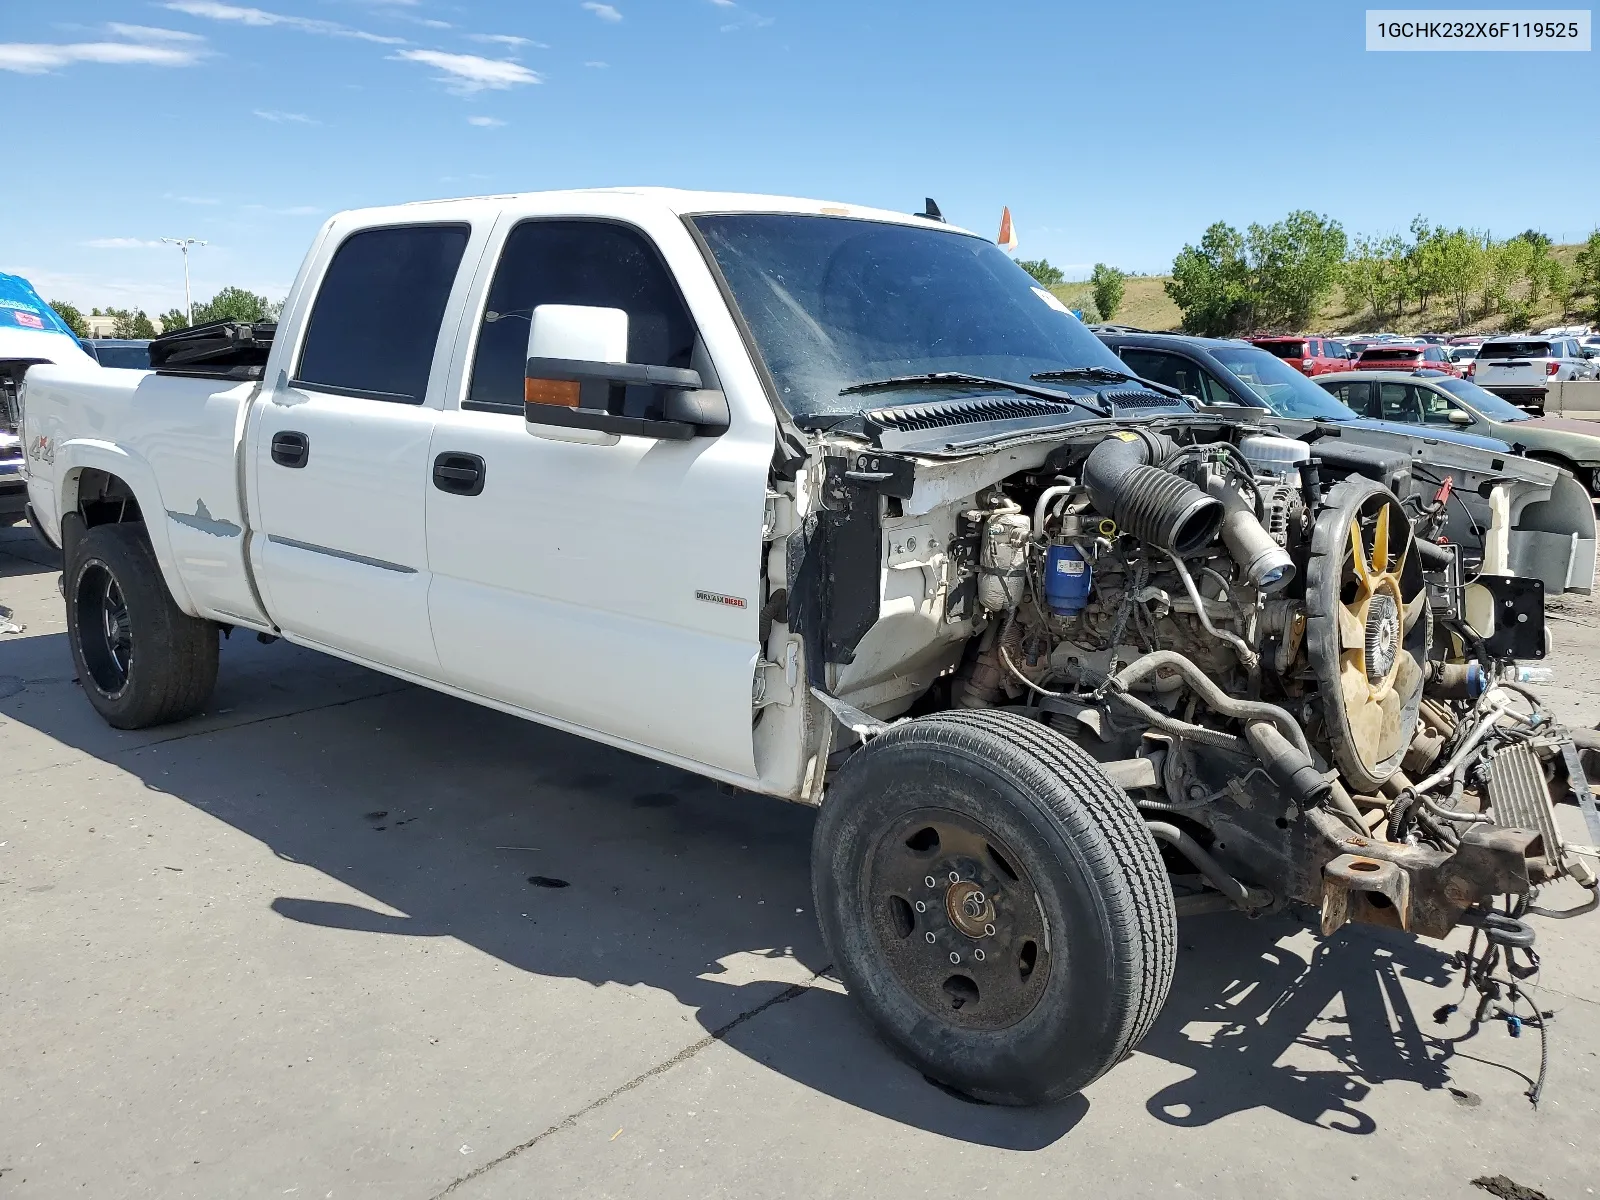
1371 505 1389 576
1349 519 1370 583
1403 588 1428 633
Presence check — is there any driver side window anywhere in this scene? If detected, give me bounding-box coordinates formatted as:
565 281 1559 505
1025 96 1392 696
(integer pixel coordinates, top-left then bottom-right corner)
466 219 697 416
1117 349 1228 405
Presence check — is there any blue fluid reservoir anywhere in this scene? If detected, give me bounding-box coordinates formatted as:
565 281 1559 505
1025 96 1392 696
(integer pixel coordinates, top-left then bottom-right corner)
1044 543 1091 616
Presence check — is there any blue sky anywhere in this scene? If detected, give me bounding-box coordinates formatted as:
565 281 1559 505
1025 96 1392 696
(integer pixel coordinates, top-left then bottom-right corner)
4 1 1597 313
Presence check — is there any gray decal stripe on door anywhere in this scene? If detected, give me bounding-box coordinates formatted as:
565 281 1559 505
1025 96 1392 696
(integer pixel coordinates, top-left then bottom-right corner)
267 535 417 574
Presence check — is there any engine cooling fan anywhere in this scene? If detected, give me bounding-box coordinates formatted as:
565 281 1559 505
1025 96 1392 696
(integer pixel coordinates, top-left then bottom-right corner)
1304 478 1432 792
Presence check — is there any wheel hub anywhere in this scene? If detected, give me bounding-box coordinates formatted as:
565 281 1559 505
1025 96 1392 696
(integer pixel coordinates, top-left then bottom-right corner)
944 879 995 938
868 810 1050 1031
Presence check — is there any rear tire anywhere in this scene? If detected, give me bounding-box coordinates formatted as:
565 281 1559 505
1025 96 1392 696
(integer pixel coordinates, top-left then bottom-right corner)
811 709 1176 1105
65 522 218 729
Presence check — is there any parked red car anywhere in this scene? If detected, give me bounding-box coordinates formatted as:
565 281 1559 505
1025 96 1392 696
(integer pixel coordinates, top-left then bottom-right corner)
1351 343 1465 377
1248 336 1352 376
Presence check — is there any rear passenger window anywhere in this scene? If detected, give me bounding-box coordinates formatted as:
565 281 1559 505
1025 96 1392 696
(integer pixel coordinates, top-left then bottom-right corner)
295 224 469 404
1326 380 1372 414
466 220 697 415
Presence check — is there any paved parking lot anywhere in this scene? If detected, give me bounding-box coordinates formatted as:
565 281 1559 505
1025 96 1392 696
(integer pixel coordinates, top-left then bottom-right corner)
4 519 1599 1200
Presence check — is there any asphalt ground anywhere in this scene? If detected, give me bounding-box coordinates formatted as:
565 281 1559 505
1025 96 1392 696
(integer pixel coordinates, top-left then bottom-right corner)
3 518 1599 1200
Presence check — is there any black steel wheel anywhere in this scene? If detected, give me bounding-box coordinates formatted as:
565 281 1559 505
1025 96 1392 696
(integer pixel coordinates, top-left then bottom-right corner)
75 562 133 697
64 519 218 729
869 811 1050 1032
812 708 1176 1105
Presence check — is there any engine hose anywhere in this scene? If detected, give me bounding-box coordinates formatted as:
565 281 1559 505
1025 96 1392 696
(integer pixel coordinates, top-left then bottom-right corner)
1082 432 1223 555
1109 650 1305 755
1145 822 1273 910
1103 687 1249 753
1164 551 1261 672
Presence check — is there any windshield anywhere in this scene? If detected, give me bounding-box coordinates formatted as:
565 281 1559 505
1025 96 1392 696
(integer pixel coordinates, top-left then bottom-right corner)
690 214 1127 419
1208 344 1357 419
1434 376 1532 421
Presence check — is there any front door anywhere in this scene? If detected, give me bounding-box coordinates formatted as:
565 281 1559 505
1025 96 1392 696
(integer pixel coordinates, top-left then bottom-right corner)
423 216 772 776
250 222 472 678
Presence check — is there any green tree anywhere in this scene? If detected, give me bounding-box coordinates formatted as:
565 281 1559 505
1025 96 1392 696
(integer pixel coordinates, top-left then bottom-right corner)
1089 263 1126 321
191 286 273 326
1515 229 1552 252
157 309 188 334
1541 257 1575 317
1575 231 1600 322
1246 210 1347 328
1341 234 1406 324
1433 229 1488 328
105 308 158 339
1166 222 1253 336
49 300 90 339
1016 259 1065 287
1485 237 1535 317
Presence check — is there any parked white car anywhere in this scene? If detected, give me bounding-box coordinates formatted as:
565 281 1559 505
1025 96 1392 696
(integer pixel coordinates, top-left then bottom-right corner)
1474 335 1598 407
13 189 1599 1105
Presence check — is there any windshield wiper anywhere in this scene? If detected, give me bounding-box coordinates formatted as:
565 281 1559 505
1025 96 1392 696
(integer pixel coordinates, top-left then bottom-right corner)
839 372 1108 416
1030 366 1191 405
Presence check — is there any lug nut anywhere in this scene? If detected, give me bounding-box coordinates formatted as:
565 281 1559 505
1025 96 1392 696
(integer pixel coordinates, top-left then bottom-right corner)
925 932 936 943
949 952 960 964
974 948 986 962
925 876 936 888
983 922 996 937
914 900 926 912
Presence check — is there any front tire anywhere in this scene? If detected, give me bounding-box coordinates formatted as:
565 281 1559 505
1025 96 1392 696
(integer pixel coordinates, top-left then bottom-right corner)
65 522 218 729
811 709 1176 1105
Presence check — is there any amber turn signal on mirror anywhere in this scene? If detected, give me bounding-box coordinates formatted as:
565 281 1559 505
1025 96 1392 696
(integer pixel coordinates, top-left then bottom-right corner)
525 377 583 408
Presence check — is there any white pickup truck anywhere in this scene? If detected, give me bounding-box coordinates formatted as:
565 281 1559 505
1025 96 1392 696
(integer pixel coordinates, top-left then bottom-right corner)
17 189 1600 1105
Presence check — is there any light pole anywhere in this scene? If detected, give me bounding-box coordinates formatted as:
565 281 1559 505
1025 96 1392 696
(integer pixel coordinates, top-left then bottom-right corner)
161 237 208 326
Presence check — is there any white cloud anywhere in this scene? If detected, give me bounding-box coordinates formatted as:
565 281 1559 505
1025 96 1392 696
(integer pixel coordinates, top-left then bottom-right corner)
707 0 736 6
418 19 452 29
243 204 322 216
467 115 506 127
107 24 206 42
84 238 167 249
583 59 608 67
162 2 407 45
391 48 540 92
582 3 622 22
467 33 547 48
0 40 200 73
253 108 320 124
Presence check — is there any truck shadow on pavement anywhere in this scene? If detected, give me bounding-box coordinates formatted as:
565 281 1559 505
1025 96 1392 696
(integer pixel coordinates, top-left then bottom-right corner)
0 621 1487 1149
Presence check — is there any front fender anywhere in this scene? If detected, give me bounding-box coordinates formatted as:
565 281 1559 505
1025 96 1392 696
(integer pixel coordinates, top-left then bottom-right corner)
56 439 200 616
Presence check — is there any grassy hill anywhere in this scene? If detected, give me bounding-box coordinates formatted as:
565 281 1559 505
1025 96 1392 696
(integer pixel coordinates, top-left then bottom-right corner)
1050 242 1593 336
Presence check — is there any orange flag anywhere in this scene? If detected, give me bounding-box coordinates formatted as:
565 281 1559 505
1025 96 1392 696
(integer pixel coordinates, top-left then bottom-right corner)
997 206 1018 253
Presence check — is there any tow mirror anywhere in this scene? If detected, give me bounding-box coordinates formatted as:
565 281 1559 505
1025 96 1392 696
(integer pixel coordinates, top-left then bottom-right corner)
1448 409 1472 425
522 304 725 439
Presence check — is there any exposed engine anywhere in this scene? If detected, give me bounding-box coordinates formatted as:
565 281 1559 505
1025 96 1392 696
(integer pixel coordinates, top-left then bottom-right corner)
931 425 1598 941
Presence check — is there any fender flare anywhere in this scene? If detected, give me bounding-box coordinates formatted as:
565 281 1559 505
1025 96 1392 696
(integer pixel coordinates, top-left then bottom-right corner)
55 439 201 617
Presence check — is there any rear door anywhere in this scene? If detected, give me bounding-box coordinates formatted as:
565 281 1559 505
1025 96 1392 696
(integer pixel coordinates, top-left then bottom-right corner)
423 211 773 776
248 222 475 677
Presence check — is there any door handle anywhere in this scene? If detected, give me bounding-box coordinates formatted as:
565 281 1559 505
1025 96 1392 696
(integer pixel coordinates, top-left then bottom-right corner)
432 452 486 497
271 431 309 469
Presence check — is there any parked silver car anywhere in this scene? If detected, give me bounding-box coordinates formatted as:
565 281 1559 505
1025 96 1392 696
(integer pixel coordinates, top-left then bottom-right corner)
1473 335 1598 408
1317 369 1600 492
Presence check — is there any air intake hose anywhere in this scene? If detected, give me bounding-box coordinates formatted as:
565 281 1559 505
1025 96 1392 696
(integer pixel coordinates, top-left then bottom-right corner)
1082 431 1223 555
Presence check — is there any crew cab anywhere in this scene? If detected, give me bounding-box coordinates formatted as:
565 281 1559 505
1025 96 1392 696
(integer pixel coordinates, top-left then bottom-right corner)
16 190 1600 1107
